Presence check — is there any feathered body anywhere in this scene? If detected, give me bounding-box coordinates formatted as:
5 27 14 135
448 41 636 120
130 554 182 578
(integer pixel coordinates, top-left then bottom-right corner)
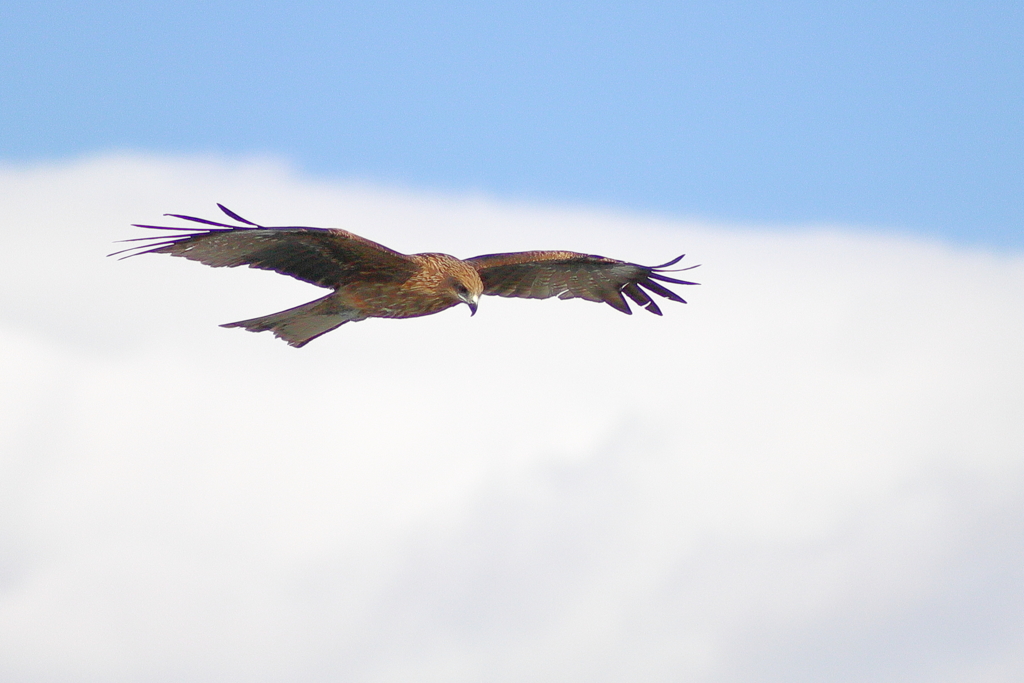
115 205 698 347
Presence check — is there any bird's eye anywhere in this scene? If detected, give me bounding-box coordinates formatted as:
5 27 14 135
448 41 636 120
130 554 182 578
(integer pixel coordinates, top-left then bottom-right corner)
455 283 468 295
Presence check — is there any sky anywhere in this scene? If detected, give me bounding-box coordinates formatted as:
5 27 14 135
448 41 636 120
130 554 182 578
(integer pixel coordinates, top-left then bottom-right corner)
2 1 1024 681
1 0 1021 246
1 156 1023 682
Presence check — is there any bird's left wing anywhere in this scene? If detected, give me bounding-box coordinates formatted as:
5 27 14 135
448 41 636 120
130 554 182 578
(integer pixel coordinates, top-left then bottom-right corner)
112 204 419 288
466 250 698 315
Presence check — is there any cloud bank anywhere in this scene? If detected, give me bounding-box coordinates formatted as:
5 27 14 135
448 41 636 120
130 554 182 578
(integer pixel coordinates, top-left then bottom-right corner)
1 156 1022 682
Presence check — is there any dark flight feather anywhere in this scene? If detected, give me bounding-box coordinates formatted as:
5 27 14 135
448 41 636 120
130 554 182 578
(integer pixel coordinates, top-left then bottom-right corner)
466 250 698 314
115 206 418 289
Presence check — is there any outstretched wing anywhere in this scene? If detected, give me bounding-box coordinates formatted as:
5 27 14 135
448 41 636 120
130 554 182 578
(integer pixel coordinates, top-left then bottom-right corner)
112 204 419 289
466 251 699 315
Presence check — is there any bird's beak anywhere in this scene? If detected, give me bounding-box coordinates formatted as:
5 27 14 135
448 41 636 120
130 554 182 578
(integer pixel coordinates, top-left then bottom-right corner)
460 292 479 316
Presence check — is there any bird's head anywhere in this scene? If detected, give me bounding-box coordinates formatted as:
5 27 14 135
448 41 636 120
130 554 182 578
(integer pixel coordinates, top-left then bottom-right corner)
445 262 484 316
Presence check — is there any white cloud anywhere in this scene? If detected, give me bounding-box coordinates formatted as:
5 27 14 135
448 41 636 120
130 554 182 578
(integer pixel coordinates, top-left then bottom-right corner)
0 155 1022 682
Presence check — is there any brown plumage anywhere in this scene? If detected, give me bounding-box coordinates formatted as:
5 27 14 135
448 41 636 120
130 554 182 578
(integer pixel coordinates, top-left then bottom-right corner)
114 204 699 347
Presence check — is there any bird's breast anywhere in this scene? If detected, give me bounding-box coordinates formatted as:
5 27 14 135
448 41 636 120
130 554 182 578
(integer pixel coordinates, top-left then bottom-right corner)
337 281 456 319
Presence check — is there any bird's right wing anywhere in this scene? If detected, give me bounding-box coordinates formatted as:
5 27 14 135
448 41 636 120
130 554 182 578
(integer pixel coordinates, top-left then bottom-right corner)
466 250 699 315
112 204 419 288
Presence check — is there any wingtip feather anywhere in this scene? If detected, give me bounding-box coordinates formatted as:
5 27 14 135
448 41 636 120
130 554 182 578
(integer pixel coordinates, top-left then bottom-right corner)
649 254 685 269
217 204 261 227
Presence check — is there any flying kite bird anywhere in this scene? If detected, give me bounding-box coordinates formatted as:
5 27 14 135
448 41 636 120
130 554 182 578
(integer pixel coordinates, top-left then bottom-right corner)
114 204 699 347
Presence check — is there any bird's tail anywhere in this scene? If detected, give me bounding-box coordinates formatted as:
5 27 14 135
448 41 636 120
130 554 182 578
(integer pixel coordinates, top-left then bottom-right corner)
221 294 364 348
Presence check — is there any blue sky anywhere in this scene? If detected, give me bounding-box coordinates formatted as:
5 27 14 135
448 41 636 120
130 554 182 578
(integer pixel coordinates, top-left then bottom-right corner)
2 0 1021 246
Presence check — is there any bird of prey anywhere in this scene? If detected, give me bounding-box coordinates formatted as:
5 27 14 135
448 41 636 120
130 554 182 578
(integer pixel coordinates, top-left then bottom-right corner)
114 204 699 347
